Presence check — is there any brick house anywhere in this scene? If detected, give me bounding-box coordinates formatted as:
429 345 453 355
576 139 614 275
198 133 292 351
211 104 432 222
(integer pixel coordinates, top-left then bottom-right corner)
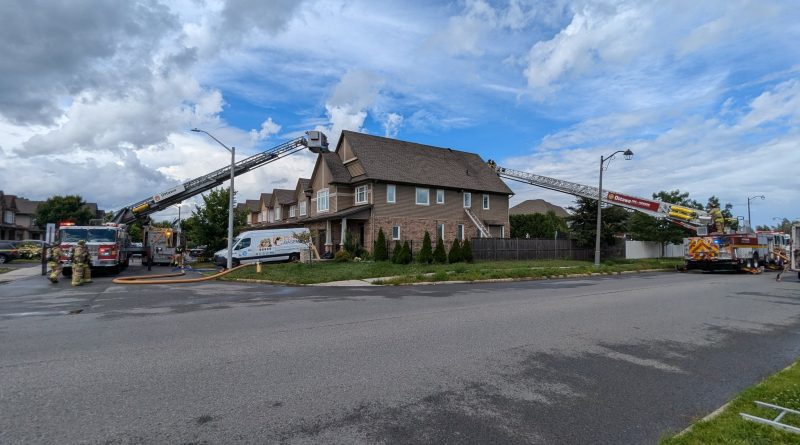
258 131 512 254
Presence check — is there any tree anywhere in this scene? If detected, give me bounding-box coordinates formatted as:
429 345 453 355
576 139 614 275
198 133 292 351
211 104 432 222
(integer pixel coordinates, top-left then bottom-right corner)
391 240 403 264
418 231 433 264
628 190 699 256
35 195 95 229
462 238 473 263
510 211 568 239
183 187 247 252
567 197 630 248
448 239 462 263
400 241 412 264
373 228 388 261
433 237 447 263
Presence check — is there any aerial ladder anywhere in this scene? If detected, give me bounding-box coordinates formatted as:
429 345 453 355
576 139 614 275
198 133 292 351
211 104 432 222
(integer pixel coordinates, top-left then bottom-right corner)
486 161 712 234
111 131 329 224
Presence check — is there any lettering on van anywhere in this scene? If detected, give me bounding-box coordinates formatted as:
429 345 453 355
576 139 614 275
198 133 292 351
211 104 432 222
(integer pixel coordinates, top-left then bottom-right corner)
257 235 300 251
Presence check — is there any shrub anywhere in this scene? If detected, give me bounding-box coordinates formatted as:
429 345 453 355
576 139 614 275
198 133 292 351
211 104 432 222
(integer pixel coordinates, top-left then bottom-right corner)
334 250 351 262
433 238 447 264
343 232 364 258
448 239 462 263
373 228 388 261
418 231 433 264
462 238 473 263
400 241 412 264
391 240 403 264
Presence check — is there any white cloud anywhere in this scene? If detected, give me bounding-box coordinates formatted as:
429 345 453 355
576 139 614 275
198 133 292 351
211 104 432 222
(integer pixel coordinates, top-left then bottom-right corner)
250 117 282 142
382 113 404 138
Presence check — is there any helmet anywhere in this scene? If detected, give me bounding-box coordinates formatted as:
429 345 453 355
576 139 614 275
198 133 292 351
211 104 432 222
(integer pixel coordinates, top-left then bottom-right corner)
77 240 86 245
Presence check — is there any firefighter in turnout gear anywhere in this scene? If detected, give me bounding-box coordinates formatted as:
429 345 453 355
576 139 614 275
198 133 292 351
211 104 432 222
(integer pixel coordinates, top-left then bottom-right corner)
71 240 90 286
46 240 63 283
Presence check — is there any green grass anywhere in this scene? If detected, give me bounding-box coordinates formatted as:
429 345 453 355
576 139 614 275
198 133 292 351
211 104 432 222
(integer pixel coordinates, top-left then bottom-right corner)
0 268 10 274
661 360 800 445
222 258 682 285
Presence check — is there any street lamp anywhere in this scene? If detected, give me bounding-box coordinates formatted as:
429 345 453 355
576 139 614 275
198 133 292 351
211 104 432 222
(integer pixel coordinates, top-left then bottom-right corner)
594 148 634 267
191 128 236 269
746 195 765 232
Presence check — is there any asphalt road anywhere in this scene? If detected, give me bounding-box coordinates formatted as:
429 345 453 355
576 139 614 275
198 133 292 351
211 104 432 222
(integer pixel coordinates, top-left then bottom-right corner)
1 267 799 444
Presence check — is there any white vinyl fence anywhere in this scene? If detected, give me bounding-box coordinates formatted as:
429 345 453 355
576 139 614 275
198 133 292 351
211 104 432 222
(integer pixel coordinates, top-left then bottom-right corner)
625 240 683 259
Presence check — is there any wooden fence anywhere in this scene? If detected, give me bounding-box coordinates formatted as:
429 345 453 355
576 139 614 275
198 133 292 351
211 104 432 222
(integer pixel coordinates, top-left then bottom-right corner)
469 238 624 261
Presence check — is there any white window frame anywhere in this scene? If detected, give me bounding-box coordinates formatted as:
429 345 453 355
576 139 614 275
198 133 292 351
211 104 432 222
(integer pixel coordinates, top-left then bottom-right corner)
436 189 445 204
355 185 368 205
299 201 307 216
391 225 400 240
317 188 329 213
416 187 430 206
289 205 296 218
483 194 490 210
386 184 396 203
3 210 13 224
457 224 464 241
437 223 445 240
463 192 471 208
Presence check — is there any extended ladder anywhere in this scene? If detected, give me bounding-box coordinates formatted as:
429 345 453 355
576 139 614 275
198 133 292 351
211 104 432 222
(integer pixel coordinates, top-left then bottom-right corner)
464 207 492 238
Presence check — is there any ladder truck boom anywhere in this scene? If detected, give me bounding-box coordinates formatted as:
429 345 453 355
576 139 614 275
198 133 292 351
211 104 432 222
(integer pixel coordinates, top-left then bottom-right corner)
487 161 712 234
112 131 329 224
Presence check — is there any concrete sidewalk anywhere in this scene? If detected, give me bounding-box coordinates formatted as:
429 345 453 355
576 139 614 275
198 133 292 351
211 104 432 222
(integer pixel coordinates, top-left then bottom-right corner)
0 266 43 283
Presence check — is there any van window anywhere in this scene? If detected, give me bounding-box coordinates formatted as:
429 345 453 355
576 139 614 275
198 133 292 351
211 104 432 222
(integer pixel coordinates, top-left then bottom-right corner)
235 238 251 250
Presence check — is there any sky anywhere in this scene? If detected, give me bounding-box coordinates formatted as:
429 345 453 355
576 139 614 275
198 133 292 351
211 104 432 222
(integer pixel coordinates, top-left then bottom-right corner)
1 0 798 228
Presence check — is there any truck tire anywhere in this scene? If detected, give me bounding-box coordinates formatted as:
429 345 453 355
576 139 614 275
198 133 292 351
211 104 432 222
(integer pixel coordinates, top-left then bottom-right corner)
289 253 300 262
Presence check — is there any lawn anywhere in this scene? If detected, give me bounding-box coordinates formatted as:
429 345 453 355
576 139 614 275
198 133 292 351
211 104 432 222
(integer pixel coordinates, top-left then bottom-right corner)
0 268 10 275
661 360 800 445
222 258 682 285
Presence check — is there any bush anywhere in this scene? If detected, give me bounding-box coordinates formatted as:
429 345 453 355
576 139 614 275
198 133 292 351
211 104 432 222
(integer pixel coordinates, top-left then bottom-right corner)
400 241 412 264
462 238 473 263
418 231 433 264
448 239 462 263
334 250 351 262
433 238 447 264
391 240 403 264
373 228 388 261
343 232 364 258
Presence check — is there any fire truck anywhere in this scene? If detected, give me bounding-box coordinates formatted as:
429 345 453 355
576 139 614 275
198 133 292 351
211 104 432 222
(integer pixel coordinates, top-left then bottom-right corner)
58 223 132 275
486 161 763 273
791 224 800 280
143 225 186 265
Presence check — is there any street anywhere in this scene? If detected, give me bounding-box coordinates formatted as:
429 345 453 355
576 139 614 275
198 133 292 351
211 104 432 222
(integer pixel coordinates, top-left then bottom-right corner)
1 267 799 444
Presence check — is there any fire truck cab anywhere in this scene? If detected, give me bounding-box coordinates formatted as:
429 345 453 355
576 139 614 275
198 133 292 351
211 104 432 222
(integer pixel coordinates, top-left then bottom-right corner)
58 223 132 275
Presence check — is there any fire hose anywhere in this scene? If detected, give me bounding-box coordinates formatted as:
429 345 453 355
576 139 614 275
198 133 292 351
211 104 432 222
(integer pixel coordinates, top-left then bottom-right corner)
112 264 252 284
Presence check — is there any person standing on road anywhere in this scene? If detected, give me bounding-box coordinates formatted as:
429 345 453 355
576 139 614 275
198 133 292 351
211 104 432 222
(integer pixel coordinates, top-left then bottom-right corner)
70 240 90 287
46 240 63 284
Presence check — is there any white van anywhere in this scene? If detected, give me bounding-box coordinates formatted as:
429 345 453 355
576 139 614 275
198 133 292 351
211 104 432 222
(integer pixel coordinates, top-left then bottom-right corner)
213 228 310 266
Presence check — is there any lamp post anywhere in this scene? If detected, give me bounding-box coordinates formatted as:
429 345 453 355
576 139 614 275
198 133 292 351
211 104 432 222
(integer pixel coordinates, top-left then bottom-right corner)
191 128 236 269
746 195 765 232
594 149 634 267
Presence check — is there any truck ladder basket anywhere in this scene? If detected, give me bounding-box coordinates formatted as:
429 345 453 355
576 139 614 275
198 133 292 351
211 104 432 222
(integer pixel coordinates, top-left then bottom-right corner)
464 207 492 238
740 401 800 434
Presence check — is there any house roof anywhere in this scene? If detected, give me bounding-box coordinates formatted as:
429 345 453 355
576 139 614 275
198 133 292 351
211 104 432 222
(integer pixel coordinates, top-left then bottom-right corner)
321 153 352 184
259 193 272 209
340 131 513 195
244 199 260 212
15 198 41 215
295 178 310 193
509 199 569 217
235 202 247 211
271 189 296 205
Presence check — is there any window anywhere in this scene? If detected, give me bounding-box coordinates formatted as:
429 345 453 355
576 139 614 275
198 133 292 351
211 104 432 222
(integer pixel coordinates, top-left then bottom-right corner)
437 223 445 240
3 210 13 224
261 210 267 222
275 206 281 221
416 187 430 205
355 185 368 204
463 192 471 208
391 225 400 240
235 238 251 250
299 201 307 216
483 194 490 210
386 184 396 203
457 224 464 241
317 189 329 212
289 205 296 218
436 189 445 204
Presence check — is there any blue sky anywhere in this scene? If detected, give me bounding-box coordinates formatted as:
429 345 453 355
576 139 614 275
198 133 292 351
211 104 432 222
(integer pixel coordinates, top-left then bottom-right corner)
0 0 798 227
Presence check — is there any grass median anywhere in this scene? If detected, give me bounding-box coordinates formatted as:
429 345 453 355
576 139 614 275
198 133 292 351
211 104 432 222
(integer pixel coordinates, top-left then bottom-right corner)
219 258 682 285
0 267 10 275
661 360 800 444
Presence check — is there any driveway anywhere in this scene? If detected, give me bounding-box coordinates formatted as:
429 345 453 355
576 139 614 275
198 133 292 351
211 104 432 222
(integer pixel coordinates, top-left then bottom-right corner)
0 269 798 443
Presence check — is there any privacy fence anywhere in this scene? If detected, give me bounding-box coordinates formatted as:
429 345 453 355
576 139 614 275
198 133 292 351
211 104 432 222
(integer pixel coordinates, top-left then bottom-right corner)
469 238 624 261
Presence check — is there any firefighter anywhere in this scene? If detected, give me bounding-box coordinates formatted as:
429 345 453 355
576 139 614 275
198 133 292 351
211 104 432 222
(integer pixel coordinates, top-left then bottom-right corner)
709 207 725 233
46 240 63 283
71 240 90 286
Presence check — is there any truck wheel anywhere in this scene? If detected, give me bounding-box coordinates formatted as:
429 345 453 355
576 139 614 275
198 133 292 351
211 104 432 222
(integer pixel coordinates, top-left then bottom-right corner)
289 253 300 262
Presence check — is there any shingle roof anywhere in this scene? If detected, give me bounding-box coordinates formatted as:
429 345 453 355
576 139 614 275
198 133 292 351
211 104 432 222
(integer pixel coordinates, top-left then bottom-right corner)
15 198 41 214
321 153 352 184
509 199 569 217
341 131 513 195
295 178 310 192
259 193 272 208
244 199 260 212
272 189 296 205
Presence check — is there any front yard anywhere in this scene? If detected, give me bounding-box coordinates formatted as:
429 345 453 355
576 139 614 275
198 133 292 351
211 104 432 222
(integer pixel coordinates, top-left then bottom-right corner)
221 258 683 285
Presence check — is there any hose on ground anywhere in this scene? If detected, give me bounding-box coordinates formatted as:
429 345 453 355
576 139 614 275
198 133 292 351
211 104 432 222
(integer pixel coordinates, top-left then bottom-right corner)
112 264 253 284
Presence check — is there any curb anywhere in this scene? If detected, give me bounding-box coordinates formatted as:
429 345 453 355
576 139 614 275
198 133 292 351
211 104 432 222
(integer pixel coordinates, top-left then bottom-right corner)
223 268 674 287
